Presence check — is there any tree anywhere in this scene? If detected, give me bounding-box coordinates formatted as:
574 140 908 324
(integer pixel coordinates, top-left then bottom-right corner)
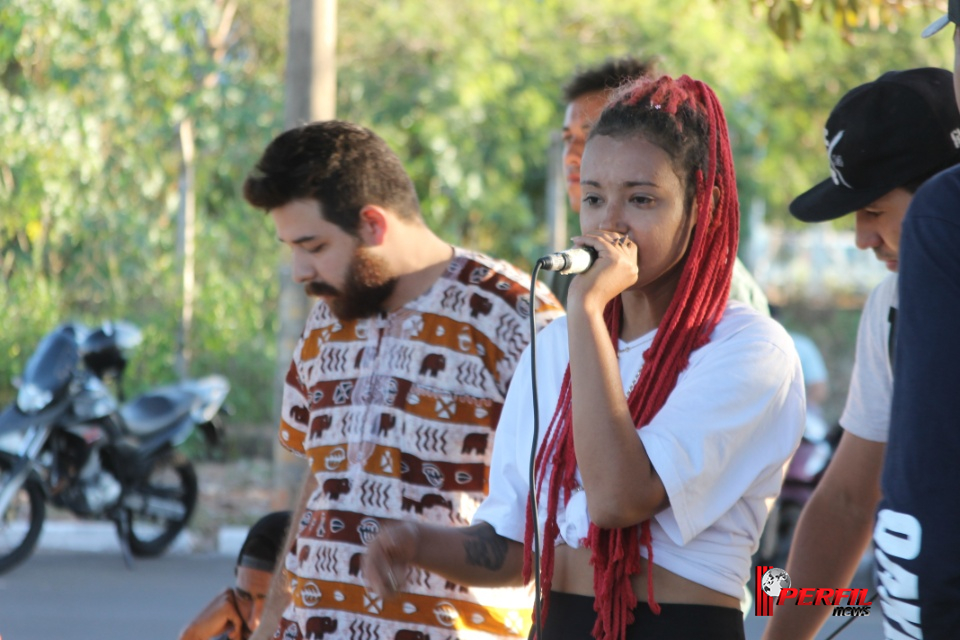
0 0 952 428
747 0 944 43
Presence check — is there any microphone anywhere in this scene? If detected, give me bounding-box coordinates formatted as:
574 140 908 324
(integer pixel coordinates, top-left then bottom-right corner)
537 246 598 275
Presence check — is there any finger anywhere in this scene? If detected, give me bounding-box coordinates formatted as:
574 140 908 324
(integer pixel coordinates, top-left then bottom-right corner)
387 565 401 594
574 232 628 249
360 543 395 597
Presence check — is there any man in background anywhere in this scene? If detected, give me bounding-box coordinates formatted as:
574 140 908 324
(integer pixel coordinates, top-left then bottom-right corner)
180 511 291 640
866 8 960 638
763 66 960 639
243 121 562 640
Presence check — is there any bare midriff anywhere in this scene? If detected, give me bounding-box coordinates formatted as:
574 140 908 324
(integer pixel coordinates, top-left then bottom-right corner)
552 544 740 609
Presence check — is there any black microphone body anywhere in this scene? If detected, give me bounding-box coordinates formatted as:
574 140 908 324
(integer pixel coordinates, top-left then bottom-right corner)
538 246 598 275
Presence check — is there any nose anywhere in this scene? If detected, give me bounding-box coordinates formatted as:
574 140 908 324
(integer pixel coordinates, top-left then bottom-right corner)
563 137 584 172
291 250 318 284
250 600 264 631
854 210 880 251
599 201 628 235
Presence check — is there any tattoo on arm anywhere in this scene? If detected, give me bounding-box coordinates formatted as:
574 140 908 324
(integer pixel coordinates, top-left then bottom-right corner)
463 524 508 572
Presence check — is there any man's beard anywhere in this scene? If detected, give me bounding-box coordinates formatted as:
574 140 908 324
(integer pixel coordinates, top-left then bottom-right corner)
305 247 397 321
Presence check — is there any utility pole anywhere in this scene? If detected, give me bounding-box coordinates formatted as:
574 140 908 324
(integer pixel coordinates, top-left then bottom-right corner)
545 131 567 254
176 118 196 381
272 0 338 508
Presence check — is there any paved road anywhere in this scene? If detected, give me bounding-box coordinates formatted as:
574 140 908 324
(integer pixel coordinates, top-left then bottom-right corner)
0 551 884 640
0 552 234 640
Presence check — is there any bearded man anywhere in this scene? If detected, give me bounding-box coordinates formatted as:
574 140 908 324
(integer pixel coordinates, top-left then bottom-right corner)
243 121 563 640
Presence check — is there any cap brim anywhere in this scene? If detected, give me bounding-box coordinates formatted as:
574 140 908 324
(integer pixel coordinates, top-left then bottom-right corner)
789 178 892 223
922 14 950 38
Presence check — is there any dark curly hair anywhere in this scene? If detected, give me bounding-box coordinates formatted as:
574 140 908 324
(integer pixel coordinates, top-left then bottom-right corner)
562 55 659 103
243 121 421 234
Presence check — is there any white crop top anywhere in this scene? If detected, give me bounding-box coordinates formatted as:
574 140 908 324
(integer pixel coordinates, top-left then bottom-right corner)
473 302 805 598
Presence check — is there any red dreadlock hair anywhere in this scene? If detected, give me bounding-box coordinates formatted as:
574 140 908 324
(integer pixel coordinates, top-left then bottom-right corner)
522 74 740 640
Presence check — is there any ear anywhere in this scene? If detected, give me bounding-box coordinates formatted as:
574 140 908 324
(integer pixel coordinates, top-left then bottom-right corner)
357 205 389 246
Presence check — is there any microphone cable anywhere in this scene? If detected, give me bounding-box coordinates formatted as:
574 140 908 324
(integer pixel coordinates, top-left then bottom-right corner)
822 589 875 640
526 258 549 640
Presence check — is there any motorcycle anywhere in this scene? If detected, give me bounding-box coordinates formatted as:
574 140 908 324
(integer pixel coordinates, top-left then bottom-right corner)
0 320 230 574
755 408 840 569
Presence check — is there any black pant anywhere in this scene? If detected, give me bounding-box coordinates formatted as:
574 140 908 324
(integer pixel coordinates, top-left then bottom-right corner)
537 591 745 640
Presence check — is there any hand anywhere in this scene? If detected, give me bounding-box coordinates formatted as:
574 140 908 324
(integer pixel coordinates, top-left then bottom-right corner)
360 522 420 600
179 587 244 640
566 231 638 312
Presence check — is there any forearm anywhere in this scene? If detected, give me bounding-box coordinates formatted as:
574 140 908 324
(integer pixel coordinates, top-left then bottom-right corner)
362 521 524 596
763 487 875 639
249 468 315 640
566 306 664 527
764 433 884 639
413 522 524 587
178 588 240 640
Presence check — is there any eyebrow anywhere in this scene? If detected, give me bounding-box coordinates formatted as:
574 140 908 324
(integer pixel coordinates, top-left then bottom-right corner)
581 179 658 188
277 235 319 245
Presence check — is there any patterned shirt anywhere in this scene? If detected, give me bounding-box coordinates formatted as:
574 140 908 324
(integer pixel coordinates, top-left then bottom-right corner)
276 247 563 640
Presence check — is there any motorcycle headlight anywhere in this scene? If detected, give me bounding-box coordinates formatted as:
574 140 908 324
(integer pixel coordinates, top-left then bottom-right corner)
17 383 53 414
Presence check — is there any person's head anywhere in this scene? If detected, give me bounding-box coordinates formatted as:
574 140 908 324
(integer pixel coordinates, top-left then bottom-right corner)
789 68 960 272
561 56 658 210
243 121 423 320
233 511 291 637
582 74 739 307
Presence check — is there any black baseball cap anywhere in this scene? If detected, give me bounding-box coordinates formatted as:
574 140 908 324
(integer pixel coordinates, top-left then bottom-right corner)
790 68 960 223
922 0 960 38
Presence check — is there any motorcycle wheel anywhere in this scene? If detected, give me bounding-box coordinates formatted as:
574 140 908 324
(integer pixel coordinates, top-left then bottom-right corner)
0 452 46 575
119 451 197 557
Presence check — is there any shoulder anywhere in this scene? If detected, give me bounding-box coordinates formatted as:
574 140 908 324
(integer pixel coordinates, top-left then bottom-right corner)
674 305 804 420
914 165 960 202
710 301 795 355
909 165 960 225
450 248 533 292
447 247 563 317
693 302 802 386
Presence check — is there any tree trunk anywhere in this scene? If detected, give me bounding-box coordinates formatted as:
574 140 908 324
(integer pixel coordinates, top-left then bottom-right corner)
272 0 338 509
176 118 196 380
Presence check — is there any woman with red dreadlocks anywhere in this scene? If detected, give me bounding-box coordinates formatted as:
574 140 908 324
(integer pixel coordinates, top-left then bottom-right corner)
363 75 804 640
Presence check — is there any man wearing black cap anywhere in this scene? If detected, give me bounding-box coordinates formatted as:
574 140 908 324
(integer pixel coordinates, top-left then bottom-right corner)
179 511 291 640
866 6 960 639
763 67 960 640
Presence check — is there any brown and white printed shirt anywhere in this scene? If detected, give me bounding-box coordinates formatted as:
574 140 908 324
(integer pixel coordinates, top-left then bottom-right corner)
276 247 563 640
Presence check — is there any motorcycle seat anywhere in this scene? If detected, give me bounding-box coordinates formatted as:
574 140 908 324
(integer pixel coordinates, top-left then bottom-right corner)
120 389 194 436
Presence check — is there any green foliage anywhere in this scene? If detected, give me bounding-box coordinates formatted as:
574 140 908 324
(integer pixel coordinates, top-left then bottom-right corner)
748 0 944 43
0 0 281 421
0 0 953 431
